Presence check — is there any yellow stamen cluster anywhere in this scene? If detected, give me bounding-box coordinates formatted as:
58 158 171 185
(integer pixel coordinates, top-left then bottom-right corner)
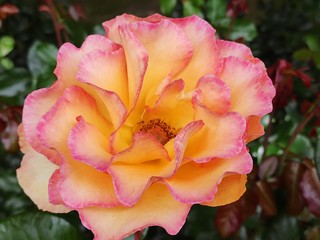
137 118 177 145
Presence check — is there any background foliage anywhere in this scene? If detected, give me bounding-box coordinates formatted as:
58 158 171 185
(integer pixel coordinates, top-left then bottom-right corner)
0 0 320 239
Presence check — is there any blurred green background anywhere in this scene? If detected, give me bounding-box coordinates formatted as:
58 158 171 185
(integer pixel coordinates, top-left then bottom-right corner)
0 0 320 239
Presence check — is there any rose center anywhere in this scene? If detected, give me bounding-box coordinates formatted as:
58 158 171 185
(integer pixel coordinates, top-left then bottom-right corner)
137 118 177 145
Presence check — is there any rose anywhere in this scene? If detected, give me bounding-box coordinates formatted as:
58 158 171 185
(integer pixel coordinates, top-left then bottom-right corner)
17 13 275 239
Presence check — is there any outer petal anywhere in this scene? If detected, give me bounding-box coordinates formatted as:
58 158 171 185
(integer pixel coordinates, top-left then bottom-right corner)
16 149 70 213
165 149 252 204
58 157 120 209
174 15 222 90
55 35 118 86
68 117 111 171
218 56 275 117
37 86 111 155
185 103 246 162
109 132 173 206
144 80 194 129
202 174 248 207
80 34 119 53
103 13 139 43
22 82 62 164
79 183 191 240
195 74 231 114
216 39 265 69
54 42 81 85
77 47 129 106
245 116 265 143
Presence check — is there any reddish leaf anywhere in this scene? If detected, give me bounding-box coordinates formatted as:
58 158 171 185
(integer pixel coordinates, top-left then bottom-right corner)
241 188 259 219
300 168 320 217
0 116 6 133
227 0 249 18
214 201 243 238
0 4 19 21
254 180 277 216
259 156 278 180
282 162 305 215
0 112 18 152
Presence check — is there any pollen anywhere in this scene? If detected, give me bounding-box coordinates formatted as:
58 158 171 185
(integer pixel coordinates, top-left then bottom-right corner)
137 118 177 145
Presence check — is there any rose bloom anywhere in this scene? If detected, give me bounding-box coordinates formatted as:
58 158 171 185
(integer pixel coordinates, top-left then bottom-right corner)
17 14 275 239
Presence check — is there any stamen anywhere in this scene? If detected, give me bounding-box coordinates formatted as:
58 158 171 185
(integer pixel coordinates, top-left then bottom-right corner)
137 118 177 145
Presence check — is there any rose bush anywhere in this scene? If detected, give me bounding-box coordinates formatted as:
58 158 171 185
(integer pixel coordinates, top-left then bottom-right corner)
17 13 275 239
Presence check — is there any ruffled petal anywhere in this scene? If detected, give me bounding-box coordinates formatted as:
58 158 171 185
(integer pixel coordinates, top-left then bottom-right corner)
117 25 148 110
202 174 248 207
55 35 118 86
109 124 133 154
173 15 221 90
48 169 64 205
58 157 120 208
165 149 252 204
36 86 111 155
109 132 173 206
80 34 119 53
77 47 128 105
218 56 274 117
68 116 111 171
245 116 265 143
144 80 194 129
171 120 204 162
216 39 263 65
78 183 191 240
103 14 139 43
91 86 127 130
185 103 246 162
22 82 62 164
195 74 231 114
54 43 81 85
120 18 193 122
16 149 70 213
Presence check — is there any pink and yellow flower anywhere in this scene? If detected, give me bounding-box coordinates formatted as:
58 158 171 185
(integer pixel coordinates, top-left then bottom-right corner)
17 14 275 239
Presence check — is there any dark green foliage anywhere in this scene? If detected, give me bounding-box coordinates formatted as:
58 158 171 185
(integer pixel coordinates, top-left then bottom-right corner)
0 0 320 239
0 212 79 240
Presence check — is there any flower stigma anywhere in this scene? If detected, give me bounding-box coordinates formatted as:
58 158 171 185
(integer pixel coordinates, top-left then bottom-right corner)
137 118 177 145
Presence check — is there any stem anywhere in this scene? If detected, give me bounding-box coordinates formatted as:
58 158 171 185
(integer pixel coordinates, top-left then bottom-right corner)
279 98 320 167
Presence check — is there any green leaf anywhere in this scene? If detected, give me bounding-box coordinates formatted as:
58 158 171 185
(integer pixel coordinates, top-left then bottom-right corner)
160 0 177 15
36 43 58 64
305 34 320 51
262 215 300 240
206 0 228 26
0 169 21 194
0 68 31 97
0 58 14 70
312 51 320 69
289 134 314 159
27 41 57 78
293 48 313 61
0 212 79 240
0 36 15 58
182 1 204 17
27 41 57 89
229 19 257 41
